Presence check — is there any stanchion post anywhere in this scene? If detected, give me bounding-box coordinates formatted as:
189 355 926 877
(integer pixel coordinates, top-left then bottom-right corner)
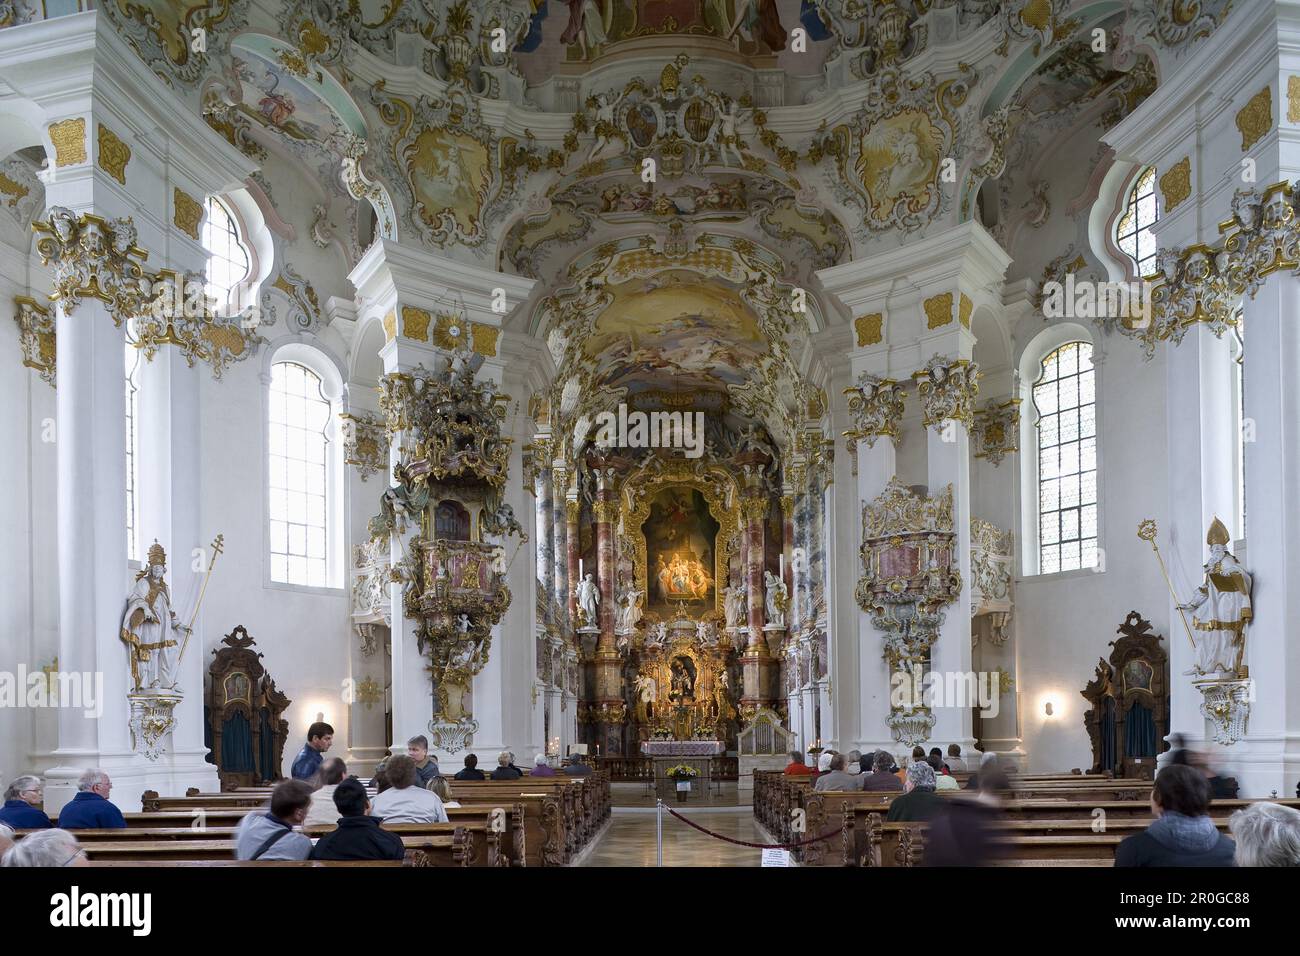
656 798 663 867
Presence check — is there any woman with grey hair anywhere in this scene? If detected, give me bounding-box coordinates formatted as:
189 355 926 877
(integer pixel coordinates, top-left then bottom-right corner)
1 828 88 867
0 823 14 860
1229 802 1300 866
0 775 50 829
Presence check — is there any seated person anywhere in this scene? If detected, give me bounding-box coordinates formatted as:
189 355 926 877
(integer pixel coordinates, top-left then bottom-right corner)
929 754 959 791
369 755 449 824
428 777 460 808
454 754 487 781
814 753 864 792
530 753 557 777
234 779 314 861
945 744 968 773
886 761 944 822
406 736 440 787
1115 765 1236 867
0 775 51 829
303 758 349 828
57 770 126 830
310 779 405 862
490 751 523 780
783 750 815 776
862 751 904 792
1229 802 1300 866
563 754 592 777
0 827 88 867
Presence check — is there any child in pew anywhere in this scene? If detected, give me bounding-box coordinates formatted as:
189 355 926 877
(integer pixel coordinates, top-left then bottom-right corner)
310 779 405 862
234 780 313 862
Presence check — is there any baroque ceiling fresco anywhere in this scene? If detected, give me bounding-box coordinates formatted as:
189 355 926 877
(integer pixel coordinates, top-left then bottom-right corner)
3 0 1235 453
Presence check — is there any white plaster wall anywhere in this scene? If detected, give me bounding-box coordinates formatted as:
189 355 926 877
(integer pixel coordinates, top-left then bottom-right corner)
1013 338 1171 772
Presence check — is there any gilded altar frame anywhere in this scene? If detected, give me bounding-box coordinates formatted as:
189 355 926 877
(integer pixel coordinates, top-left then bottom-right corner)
619 457 739 620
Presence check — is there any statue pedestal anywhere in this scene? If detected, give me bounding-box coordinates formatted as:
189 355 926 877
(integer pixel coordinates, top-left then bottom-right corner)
127 690 184 761
576 625 601 659
1193 678 1253 746
762 624 787 656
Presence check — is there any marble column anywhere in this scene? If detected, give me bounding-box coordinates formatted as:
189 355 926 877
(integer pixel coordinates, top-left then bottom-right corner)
591 464 625 752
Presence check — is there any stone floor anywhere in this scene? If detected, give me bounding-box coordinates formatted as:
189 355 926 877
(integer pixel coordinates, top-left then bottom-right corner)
579 807 767 867
609 781 748 807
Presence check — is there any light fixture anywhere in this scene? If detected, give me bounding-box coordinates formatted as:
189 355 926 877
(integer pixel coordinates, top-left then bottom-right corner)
1044 700 1054 717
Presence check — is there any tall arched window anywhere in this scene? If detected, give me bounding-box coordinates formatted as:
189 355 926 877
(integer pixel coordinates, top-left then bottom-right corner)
126 343 141 563
203 196 251 312
1115 166 1159 278
1033 341 1098 573
268 360 332 587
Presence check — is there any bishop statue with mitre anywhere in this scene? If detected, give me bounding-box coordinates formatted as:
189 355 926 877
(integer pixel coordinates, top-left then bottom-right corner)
120 540 190 692
1179 517 1252 680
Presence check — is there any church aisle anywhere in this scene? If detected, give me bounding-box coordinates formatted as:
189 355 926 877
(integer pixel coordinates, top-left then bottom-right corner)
580 809 765 867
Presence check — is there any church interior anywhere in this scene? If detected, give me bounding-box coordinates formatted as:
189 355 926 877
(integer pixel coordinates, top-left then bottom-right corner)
1 0 1298 880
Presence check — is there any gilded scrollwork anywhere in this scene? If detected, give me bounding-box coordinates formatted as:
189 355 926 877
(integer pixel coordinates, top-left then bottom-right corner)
33 207 149 322
972 399 1020 466
340 411 389 482
13 295 55 388
913 355 979 430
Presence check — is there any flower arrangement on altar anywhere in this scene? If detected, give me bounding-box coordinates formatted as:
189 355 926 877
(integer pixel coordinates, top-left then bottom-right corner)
665 764 699 781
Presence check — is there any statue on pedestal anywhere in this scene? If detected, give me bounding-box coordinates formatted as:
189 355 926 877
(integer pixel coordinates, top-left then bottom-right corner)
616 587 643 633
120 541 188 692
1180 518 1252 679
723 582 746 629
764 569 788 629
575 572 600 627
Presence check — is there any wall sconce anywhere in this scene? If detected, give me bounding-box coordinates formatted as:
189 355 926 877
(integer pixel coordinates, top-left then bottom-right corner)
1044 700 1055 717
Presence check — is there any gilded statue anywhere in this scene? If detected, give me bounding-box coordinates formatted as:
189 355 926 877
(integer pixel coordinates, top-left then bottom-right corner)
1180 517 1252 679
120 541 189 692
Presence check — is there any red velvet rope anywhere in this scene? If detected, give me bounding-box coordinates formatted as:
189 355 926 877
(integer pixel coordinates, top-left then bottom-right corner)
663 805 840 850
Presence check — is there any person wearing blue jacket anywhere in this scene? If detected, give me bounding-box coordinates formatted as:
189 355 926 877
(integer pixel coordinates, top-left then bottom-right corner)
290 721 334 781
0 775 51 829
56 770 126 829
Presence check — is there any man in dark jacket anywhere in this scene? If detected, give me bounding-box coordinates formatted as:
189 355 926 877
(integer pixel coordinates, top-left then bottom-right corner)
309 779 405 861
491 751 523 780
1115 764 1236 867
454 753 487 780
861 751 904 792
57 770 126 829
291 722 334 781
885 761 944 822
563 754 592 776
0 775 51 829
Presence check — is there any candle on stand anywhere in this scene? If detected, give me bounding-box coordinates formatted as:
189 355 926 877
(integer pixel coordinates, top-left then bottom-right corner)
779 553 784 579
578 558 584 579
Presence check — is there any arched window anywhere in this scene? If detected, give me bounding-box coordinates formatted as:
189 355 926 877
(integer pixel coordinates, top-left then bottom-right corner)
203 196 251 312
1033 341 1098 574
268 360 333 587
1115 166 1159 278
126 343 141 563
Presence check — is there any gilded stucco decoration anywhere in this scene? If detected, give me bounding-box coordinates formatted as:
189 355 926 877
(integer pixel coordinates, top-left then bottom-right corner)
104 0 246 86
972 399 1020 466
842 374 906 449
48 118 87 168
130 269 265 379
924 292 954 329
340 410 389 482
14 295 55 388
173 187 204 241
913 355 979 430
33 207 149 321
259 264 322 333
1236 85 1272 152
96 124 131 185
854 312 883 347
810 65 973 235
1158 157 1191 213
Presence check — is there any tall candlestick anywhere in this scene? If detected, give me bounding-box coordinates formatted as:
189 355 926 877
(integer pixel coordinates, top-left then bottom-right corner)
779 553 784 578
578 558 584 579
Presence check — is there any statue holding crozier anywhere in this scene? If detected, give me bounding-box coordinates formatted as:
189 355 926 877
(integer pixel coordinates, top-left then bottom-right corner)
120 541 190 692
1179 518 1252 679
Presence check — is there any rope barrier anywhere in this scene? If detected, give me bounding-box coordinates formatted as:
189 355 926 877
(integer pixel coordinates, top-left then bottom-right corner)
663 805 839 850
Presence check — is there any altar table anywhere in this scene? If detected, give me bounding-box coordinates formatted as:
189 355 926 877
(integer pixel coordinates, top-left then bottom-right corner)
642 740 724 800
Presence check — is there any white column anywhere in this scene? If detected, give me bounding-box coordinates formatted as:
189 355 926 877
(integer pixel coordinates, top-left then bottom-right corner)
44 298 131 816
1237 275 1300 796
927 418 976 755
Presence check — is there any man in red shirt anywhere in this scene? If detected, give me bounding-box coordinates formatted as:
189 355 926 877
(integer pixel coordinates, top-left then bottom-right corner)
783 750 815 775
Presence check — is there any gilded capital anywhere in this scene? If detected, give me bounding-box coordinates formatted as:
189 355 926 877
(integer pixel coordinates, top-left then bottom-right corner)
32 207 148 322
565 499 581 524
843 374 906 448
912 355 979 430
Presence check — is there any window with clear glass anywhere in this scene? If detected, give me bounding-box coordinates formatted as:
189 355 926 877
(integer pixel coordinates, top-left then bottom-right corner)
268 361 331 587
1115 166 1159 278
203 196 250 310
1034 341 1098 573
126 343 141 563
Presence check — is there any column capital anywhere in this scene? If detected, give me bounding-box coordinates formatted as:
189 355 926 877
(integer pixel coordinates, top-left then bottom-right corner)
912 355 979 430
843 373 906 448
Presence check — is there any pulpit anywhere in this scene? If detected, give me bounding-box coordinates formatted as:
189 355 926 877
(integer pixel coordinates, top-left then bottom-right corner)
642 739 724 800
